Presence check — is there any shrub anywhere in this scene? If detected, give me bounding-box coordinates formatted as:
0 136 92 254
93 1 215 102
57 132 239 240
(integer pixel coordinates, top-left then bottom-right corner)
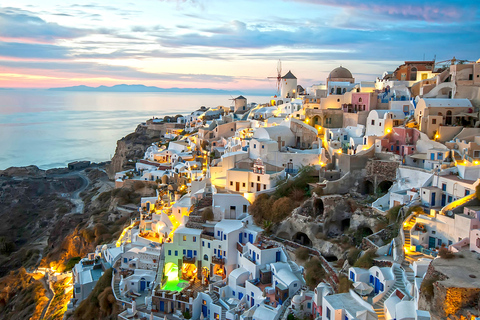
64 257 81 272
347 248 362 266
249 194 275 225
387 205 402 223
295 247 310 261
353 249 377 269
312 186 324 196
406 205 424 216
420 276 439 301
338 275 353 293
304 258 325 289
291 188 306 202
438 244 455 259
271 197 295 223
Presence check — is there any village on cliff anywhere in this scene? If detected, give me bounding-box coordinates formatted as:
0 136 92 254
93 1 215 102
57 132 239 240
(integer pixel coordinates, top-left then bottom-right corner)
69 59 480 320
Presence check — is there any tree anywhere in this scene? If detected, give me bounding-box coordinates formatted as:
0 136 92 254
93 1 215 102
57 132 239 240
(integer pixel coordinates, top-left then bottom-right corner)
202 208 214 221
295 247 310 261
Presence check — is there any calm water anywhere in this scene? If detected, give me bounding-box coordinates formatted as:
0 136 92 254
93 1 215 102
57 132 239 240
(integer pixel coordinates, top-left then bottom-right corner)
0 90 268 170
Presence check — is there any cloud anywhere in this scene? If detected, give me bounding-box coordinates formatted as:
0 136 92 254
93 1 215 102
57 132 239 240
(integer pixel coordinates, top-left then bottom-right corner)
0 7 88 42
0 42 69 59
287 0 476 22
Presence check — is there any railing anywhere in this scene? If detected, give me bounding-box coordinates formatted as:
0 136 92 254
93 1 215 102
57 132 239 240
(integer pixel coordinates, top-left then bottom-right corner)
237 242 245 254
212 256 225 265
183 256 196 264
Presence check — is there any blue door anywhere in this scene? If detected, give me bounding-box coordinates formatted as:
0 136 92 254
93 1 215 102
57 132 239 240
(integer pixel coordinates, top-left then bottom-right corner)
160 301 164 311
239 233 243 243
276 251 281 262
441 194 446 206
251 298 255 306
140 279 146 291
239 292 243 300
249 234 253 243
187 250 193 258
374 277 381 294
429 237 436 249
431 193 436 206
350 271 355 282
202 305 207 317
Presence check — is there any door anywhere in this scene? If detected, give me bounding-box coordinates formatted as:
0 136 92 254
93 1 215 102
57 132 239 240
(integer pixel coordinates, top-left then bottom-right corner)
160 301 165 312
441 194 446 206
431 193 436 206
374 277 381 294
239 233 243 243
276 251 281 262
140 279 146 291
257 183 261 191
429 237 436 249
236 182 240 192
202 305 207 318
187 250 193 258
251 298 255 306
248 234 253 243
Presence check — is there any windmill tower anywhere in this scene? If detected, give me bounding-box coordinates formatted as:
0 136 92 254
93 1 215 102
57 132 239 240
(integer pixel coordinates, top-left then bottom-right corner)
267 59 282 96
281 70 297 99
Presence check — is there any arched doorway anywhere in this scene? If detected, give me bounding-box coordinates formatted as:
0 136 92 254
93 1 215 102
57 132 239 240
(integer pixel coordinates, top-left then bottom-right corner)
364 180 374 195
446 110 452 125
315 198 324 217
378 180 393 194
293 232 312 246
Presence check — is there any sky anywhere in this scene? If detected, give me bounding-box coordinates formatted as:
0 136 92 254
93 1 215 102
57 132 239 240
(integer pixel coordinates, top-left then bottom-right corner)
0 0 479 92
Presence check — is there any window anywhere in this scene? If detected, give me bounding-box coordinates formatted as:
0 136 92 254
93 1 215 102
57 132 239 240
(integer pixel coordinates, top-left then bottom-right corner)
194 250 197 256
257 176 260 182
208 243 210 248
476 238 480 249
193 236 196 242
448 195 452 202
124 258 127 263
168 250 171 256
442 183 446 191
175 250 178 256
224 235 226 240
233 291 235 296
254 144 256 149
230 181 233 186
251 182 254 187
294 283 297 287
262 145 264 149
204 254 208 261
243 205 247 212
242 182 246 187
214 249 217 254
437 153 443 160
263 184 266 190
326 308 331 320
202 241 204 247
465 190 470 196
183 236 187 241
432 119 436 124
371 119 375 125
183 249 186 255
379 122 382 126
218 231 220 236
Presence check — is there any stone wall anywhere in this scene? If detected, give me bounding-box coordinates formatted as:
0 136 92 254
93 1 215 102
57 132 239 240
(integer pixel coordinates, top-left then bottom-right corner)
364 159 399 193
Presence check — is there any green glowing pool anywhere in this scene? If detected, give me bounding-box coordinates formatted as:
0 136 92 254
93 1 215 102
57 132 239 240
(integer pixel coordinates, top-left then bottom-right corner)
162 262 188 292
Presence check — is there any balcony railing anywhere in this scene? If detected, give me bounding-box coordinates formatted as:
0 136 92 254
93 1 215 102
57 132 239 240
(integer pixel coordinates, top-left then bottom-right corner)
212 256 225 265
183 256 196 264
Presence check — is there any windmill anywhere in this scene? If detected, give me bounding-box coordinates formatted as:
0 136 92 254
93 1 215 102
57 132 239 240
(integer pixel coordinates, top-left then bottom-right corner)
434 56 475 70
267 59 282 96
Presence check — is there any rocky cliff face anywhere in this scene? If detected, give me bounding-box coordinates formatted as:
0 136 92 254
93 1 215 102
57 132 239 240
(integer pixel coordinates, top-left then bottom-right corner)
106 124 163 179
418 251 480 319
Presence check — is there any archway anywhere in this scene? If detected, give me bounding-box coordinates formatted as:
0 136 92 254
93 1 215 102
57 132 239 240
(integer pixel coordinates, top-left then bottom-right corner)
378 180 393 194
364 180 374 195
341 219 350 232
293 232 312 246
356 226 373 239
446 110 452 125
315 198 324 217
323 254 338 262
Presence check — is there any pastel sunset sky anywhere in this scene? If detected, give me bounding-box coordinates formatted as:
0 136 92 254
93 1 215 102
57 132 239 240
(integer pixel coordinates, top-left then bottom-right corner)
0 0 479 92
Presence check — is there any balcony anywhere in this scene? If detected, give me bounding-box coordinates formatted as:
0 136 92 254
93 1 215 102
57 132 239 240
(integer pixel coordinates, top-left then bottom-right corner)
212 256 225 265
183 256 196 264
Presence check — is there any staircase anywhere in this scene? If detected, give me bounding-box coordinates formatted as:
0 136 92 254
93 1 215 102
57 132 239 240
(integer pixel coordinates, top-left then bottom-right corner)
114 276 121 298
208 291 228 320
373 265 411 320
403 215 424 264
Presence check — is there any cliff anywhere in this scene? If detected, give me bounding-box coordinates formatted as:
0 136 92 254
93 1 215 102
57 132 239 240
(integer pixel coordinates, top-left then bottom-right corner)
418 251 480 319
106 124 163 179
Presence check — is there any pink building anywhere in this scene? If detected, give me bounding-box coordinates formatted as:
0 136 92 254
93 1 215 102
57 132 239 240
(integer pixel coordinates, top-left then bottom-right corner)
343 92 374 113
376 127 421 156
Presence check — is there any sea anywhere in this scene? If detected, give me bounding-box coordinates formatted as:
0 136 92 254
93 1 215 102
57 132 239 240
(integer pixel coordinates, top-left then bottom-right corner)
0 90 269 170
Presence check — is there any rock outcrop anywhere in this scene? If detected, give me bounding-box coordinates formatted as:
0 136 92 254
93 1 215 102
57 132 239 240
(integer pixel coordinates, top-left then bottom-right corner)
106 124 163 179
418 251 480 319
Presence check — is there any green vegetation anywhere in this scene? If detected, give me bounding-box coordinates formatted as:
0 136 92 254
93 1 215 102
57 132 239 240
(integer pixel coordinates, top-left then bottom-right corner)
420 275 439 301
438 244 455 259
250 166 317 225
304 257 325 289
387 205 402 223
353 249 377 269
347 248 362 266
63 257 81 272
74 269 118 320
337 274 353 293
406 205 425 216
295 247 310 261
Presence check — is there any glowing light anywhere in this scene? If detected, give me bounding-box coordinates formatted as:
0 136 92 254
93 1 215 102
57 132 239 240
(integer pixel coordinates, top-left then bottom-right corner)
319 162 326 167
434 134 440 139
305 119 309 124
386 129 391 133
337 149 342 154
475 161 479 165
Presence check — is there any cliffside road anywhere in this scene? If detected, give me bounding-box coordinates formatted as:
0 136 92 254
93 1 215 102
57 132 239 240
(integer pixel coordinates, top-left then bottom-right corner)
49 170 90 215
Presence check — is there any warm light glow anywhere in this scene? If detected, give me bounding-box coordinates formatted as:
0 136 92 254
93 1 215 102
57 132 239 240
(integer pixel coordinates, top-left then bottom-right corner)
434 134 440 139
475 161 479 165
305 118 309 124
386 129 391 133
320 161 325 167
337 149 342 154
